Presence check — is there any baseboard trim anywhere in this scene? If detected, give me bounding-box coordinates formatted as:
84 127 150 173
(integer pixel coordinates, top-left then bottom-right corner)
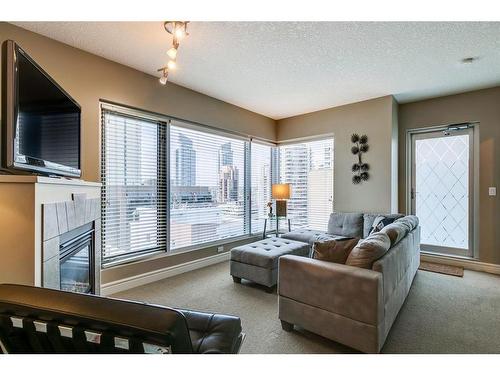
101 252 230 296
421 253 500 276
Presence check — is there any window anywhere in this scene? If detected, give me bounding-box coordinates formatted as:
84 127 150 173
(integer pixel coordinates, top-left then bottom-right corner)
101 104 332 265
278 138 334 231
169 121 249 250
101 110 167 262
250 142 274 233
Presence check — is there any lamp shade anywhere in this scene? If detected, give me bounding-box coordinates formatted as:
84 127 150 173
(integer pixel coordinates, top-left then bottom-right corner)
272 184 291 200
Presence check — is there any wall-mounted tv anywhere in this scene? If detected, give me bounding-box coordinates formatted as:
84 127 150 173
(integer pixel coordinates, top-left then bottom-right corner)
1 40 81 177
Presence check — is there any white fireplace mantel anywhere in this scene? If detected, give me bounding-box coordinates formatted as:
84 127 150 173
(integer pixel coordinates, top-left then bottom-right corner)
0 175 101 292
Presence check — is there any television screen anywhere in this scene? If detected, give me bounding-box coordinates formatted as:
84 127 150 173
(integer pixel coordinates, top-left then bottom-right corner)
2 40 81 177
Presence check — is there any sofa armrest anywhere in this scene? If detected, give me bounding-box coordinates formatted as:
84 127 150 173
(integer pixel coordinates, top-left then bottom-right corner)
278 255 383 325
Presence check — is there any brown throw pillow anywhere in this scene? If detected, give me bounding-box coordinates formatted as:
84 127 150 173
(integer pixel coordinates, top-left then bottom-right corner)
345 232 391 269
312 238 360 264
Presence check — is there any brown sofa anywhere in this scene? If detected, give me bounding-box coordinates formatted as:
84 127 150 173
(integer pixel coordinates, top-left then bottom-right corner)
278 213 420 353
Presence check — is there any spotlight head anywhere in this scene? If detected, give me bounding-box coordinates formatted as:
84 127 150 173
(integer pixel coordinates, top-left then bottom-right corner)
167 60 177 70
167 47 178 60
164 21 189 39
159 70 168 85
175 27 186 39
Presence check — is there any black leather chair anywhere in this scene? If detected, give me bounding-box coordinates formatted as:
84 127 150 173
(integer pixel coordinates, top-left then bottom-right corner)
0 284 244 354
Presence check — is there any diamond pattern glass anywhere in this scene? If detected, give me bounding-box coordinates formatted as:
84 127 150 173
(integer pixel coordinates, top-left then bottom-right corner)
415 134 469 249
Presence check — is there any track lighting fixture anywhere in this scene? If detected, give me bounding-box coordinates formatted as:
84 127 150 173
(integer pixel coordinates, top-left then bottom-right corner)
158 21 189 85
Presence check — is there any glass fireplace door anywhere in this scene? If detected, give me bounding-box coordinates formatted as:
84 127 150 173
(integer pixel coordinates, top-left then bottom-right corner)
59 228 94 294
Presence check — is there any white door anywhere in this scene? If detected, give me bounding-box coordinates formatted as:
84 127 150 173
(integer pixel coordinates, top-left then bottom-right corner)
410 127 474 257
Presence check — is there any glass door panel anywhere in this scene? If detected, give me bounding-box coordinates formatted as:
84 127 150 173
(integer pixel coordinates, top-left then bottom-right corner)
411 128 474 257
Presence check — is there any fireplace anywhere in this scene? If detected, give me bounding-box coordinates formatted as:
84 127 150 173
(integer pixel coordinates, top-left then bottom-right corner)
42 193 101 294
59 223 95 294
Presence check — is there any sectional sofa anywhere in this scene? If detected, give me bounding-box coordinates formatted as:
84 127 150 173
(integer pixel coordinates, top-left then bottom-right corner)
278 212 421 353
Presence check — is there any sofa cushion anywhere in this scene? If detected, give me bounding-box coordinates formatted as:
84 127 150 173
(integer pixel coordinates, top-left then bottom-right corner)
327 212 363 237
230 238 309 269
380 222 409 246
281 229 333 245
312 237 360 264
346 232 391 269
363 213 404 238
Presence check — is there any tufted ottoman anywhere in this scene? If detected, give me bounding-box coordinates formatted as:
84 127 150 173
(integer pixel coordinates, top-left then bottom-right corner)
230 238 310 292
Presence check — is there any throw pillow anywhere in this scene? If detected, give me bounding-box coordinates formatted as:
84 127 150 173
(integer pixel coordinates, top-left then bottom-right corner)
312 237 360 264
380 222 409 246
312 237 359 264
345 232 391 269
369 215 397 235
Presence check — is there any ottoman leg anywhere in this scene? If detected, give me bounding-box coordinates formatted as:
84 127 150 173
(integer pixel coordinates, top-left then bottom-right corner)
232 276 242 284
281 320 294 332
265 285 276 294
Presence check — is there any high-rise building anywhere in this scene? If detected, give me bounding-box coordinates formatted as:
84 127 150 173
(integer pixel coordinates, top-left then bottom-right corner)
279 144 309 228
279 140 333 230
175 134 196 186
218 142 239 202
219 142 233 167
219 165 239 202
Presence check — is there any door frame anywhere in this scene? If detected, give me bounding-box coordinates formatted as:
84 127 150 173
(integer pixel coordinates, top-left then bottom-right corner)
405 122 480 259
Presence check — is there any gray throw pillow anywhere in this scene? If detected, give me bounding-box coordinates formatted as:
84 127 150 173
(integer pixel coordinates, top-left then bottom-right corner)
369 215 397 235
394 215 419 232
363 213 404 238
345 232 391 269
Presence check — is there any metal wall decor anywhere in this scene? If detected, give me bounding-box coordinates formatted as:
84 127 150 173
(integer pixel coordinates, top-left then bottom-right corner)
351 134 369 184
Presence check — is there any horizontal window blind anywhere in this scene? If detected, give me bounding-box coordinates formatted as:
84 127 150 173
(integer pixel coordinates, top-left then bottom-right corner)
100 104 335 264
251 142 273 233
279 138 334 231
170 122 249 249
101 110 167 261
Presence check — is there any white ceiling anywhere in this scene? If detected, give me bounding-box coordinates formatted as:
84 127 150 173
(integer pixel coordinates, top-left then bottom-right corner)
12 22 500 120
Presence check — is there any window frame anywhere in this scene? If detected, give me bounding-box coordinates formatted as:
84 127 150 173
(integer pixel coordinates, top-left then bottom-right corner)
100 102 277 268
100 103 334 268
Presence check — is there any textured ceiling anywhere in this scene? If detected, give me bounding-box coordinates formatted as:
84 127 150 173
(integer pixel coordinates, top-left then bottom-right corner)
12 22 500 119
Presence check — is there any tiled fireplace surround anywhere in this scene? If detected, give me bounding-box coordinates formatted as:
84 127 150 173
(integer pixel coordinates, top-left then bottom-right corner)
42 193 101 295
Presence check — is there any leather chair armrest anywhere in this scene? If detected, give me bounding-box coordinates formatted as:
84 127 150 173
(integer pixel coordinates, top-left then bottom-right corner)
278 255 383 325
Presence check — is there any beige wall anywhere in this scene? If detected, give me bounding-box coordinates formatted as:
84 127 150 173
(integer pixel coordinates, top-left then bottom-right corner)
0 23 276 182
0 22 277 285
398 87 500 265
277 95 398 214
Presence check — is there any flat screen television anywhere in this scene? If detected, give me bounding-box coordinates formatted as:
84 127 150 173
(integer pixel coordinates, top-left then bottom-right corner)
1 40 81 177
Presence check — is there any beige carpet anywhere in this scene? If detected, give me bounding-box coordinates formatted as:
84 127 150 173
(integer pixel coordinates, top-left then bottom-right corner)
112 261 500 354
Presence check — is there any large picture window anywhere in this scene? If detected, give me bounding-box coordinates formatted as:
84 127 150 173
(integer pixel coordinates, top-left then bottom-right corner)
169 122 248 249
278 138 334 231
101 105 333 265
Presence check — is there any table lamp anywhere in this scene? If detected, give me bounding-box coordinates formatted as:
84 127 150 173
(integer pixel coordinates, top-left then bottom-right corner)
272 183 291 217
